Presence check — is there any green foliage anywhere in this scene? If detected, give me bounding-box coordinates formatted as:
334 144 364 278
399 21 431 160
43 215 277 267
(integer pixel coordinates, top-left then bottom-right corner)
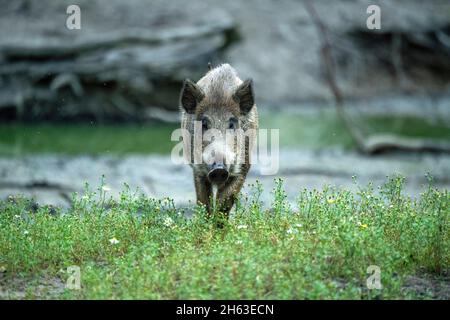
0 123 178 155
263 111 450 150
0 176 448 299
1 112 448 156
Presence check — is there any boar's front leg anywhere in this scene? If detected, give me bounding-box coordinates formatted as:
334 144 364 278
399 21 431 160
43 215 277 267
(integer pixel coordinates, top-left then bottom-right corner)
216 176 246 217
194 174 213 214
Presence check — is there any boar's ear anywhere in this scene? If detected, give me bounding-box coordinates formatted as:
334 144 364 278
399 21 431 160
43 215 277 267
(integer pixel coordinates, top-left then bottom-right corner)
180 79 204 114
233 79 255 115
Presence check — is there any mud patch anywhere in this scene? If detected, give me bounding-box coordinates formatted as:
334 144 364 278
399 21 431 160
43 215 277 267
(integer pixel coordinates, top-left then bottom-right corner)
402 273 450 299
0 272 66 299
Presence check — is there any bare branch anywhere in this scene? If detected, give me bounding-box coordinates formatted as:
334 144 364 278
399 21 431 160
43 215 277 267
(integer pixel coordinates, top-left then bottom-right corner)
303 0 450 154
303 0 366 152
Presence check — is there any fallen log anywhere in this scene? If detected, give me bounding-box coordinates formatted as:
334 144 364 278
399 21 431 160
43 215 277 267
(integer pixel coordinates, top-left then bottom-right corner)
362 134 450 154
304 0 450 155
0 7 237 121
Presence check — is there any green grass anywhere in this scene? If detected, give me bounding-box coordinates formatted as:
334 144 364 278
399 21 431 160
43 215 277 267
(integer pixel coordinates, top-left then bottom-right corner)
1 112 448 155
264 112 450 150
0 122 179 155
0 176 448 299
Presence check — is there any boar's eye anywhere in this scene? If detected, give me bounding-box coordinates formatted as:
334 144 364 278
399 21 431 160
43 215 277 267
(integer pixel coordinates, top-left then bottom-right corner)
201 116 209 132
228 117 238 130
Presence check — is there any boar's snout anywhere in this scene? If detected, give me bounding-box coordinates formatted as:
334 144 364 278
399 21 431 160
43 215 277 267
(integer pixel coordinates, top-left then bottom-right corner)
207 162 229 184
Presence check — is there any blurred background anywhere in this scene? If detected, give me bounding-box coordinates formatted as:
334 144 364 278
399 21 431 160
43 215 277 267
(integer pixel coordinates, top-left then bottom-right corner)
0 0 449 208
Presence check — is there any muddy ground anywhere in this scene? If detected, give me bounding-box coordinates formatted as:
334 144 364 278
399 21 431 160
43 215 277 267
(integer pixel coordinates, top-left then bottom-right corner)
1 148 449 209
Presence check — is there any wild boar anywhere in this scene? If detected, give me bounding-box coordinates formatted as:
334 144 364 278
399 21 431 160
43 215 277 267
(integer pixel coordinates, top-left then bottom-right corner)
180 63 258 218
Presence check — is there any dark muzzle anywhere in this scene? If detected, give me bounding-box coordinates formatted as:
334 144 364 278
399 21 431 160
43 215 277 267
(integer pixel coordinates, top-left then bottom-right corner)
207 163 229 184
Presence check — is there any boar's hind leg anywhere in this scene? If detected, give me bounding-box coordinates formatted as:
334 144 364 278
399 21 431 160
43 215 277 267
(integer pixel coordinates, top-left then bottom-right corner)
216 176 246 217
194 175 213 214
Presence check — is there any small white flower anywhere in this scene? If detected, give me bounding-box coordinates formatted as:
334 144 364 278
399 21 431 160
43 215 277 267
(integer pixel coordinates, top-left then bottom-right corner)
287 228 294 234
237 225 248 230
102 185 111 192
163 217 174 227
23 230 29 235
109 237 120 245
295 224 302 228
235 240 243 245
14 215 20 219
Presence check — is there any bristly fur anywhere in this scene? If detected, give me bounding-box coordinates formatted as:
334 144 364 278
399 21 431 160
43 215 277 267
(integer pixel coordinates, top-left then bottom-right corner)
180 63 259 218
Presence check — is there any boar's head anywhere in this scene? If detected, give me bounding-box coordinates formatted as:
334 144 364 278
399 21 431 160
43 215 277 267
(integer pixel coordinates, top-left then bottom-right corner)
180 76 255 185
